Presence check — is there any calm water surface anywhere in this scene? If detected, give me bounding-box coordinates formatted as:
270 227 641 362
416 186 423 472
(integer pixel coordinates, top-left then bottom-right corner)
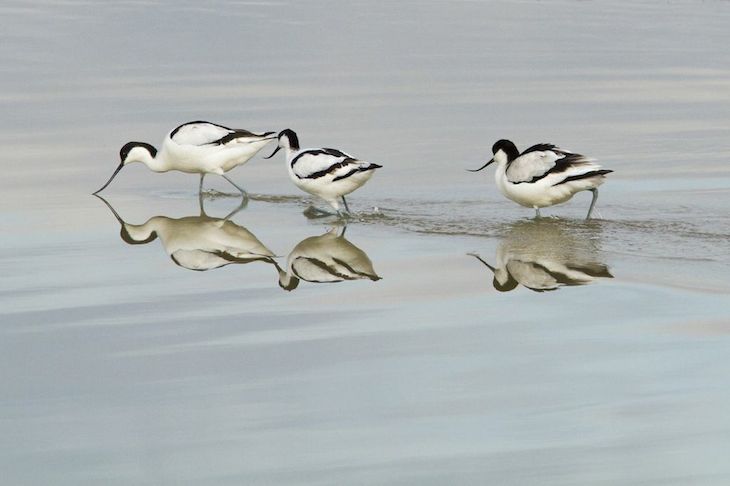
2 1 730 484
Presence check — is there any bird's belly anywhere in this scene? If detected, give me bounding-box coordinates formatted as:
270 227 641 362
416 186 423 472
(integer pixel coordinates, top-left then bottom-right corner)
499 180 576 208
292 170 374 200
164 145 259 174
217 144 266 172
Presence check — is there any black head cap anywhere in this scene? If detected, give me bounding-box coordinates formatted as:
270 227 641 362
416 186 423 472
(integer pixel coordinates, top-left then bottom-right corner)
278 276 300 291
493 275 519 292
492 139 519 162
120 141 158 162
278 129 299 150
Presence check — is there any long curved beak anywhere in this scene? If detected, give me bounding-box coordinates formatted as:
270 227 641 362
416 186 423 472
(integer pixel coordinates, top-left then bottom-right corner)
93 162 124 194
467 158 494 172
263 145 281 159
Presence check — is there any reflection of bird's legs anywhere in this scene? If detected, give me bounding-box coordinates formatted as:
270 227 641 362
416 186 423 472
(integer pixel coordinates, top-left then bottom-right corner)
222 175 248 197
304 205 342 219
586 188 599 220
198 191 207 217
222 198 248 221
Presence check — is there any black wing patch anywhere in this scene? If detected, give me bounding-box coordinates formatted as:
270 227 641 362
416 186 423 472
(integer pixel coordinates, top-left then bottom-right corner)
332 164 382 182
302 158 357 180
208 129 275 146
291 148 351 168
520 143 558 156
552 169 613 186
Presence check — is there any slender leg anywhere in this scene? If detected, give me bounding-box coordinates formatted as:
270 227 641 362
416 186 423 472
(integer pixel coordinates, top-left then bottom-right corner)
534 207 541 218
222 199 248 221
198 173 205 194
586 188 598 220
341 196 350 214
222 175 247 196
198 190 206 216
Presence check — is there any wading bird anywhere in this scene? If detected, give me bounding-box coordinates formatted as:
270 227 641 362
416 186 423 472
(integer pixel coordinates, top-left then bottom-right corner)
470 139 612 219
93 121 276 196
265 129 382 216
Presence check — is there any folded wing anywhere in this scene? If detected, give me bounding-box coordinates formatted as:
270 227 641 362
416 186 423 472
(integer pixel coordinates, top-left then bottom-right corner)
291 148 380 181
170 121 272 146
506 144 597 184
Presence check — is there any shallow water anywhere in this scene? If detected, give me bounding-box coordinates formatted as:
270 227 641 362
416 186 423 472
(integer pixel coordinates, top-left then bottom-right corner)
2 1 730 484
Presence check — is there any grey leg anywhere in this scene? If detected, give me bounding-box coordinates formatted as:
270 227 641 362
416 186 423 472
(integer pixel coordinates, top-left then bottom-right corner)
223 199 248 221
222 175 247 196
341 196 350 214
534 207 541 218
586 188 598 220
198 190 206 216
198 173 205 194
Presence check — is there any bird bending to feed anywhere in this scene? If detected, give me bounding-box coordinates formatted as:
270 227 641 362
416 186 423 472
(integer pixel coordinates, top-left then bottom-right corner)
469 139 612 219
264 129 382 216
93 121 276 196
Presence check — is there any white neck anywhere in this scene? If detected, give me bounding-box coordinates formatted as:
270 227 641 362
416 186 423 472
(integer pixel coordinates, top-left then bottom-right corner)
128 150 168 172
494 158 509 185
283 147 299 167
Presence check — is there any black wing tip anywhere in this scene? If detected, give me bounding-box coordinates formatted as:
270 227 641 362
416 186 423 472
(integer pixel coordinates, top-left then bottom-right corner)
521 143 558 155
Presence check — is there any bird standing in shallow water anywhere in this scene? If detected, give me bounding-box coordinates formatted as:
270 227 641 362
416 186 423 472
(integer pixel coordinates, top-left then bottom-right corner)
264 129 382 217
93 121 276 196
469 139 612 219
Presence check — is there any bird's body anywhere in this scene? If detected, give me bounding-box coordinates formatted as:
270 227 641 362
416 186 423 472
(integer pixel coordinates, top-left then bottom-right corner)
469 219 613 292
470 140 612 219
94 121 276 195
98 196 276 271
277 227 381 290
265 129 382 214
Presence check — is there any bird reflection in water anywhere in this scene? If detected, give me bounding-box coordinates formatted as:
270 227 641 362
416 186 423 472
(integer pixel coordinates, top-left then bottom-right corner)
96 195 278 271
96 197 381 292
277 226 381 291
469 219 613 292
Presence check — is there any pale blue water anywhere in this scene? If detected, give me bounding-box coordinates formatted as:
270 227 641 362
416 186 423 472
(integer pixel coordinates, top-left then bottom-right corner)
2 1 730 484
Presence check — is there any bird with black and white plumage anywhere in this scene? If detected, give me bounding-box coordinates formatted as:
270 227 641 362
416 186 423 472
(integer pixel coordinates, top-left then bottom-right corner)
93 121 277 196
264 129 382 217
469 139 613 219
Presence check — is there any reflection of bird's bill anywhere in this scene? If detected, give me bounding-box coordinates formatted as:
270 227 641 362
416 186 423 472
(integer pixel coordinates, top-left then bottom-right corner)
467 158 494 172
93 161 124 194
468 253 518 292
95 194 158 244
